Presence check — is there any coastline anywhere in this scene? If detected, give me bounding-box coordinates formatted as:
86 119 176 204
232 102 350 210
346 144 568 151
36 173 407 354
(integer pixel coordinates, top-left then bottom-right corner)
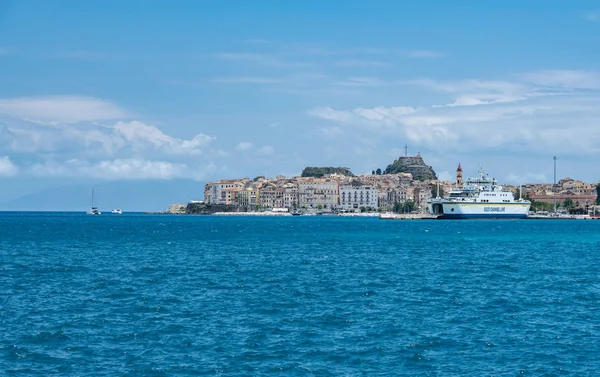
148 211 600 220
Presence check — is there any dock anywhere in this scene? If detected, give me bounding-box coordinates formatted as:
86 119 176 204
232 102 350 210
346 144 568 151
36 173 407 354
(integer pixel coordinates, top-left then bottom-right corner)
379 213 437 220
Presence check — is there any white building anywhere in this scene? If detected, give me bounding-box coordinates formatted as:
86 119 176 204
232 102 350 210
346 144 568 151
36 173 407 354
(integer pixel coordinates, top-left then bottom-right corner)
339 185 378 211
283 183 299 208
298 179 339 210
204 180 245 204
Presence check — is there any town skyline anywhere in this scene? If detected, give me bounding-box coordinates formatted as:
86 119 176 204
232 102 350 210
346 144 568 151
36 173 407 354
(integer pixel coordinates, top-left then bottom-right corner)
196 152 599 216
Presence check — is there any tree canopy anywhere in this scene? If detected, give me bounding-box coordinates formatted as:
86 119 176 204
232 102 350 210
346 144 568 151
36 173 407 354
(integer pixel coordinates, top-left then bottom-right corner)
394 200 416 213
430 184 445 198
562 197 575 213
301 167 354 178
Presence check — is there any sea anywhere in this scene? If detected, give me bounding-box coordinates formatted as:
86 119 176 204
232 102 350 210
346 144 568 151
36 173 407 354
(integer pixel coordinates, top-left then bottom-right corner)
1 212 599 376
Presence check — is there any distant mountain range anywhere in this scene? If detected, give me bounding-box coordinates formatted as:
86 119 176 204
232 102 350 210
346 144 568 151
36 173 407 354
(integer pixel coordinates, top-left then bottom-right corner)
0 180 204 212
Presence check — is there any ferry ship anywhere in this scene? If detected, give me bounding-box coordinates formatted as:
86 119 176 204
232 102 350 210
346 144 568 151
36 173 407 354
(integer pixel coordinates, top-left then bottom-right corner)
427 165 530 219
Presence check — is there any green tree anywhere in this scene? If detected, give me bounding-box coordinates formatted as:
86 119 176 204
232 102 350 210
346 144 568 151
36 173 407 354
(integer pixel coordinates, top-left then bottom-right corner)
513 188 522 200
360 206 366 213
375 168 382 175
393 200 416 213
316 204 323 210
596 184 600 205
562 198 575 213
531 200 552 212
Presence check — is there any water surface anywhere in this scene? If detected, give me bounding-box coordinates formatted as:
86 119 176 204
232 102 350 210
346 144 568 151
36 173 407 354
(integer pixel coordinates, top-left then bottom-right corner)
1 213 599 375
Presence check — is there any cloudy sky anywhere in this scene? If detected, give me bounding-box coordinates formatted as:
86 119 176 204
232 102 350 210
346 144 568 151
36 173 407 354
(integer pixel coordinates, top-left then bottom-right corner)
1 1 600 209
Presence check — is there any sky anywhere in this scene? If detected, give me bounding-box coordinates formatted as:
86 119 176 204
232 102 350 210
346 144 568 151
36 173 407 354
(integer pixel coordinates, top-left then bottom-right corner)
1 1 600 210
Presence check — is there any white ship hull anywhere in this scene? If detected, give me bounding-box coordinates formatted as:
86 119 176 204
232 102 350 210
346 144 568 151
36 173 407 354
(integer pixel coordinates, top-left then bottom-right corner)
429 200 530 219
428 165 531 219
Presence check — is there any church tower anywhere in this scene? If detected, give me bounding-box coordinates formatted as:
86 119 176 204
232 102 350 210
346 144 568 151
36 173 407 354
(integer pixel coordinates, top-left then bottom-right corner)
456 163 463 186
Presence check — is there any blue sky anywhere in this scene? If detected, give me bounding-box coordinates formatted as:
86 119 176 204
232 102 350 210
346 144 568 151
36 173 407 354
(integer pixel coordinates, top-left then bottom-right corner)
1 1 600 209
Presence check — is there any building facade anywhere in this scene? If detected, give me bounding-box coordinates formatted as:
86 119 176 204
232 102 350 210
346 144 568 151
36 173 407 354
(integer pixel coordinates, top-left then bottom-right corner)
204 180 245 204
339 185 378 211
298 179 339 210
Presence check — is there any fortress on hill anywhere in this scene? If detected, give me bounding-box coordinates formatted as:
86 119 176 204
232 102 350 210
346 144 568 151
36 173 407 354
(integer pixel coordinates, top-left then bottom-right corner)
383 152 437 181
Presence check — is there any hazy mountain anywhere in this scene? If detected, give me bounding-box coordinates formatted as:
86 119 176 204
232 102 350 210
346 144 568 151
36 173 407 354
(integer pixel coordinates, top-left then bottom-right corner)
0 180 204 212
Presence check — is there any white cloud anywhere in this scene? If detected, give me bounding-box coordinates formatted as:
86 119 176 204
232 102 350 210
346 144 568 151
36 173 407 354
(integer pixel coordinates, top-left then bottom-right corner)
354 106 417 121
236 142 253 151
0 96 129 123
308 106 355 123
113 121 213 155
29 158 208 180
409 78 531 105
0 156 18 176
519 70 600 90
0 96 223 182
308 105 417 127
0 119 215 158
233 142 274 155
257 145 274 155
308 71 600 156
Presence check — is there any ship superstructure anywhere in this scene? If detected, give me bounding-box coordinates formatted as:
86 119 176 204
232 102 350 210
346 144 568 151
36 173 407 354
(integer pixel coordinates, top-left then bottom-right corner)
428 165 530 219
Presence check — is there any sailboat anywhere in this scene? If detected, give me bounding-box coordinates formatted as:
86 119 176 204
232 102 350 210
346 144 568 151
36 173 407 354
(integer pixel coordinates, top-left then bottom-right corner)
87 188 101 215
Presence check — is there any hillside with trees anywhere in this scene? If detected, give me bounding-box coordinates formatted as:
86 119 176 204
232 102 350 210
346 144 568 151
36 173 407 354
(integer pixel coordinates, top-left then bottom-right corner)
301 167 354 178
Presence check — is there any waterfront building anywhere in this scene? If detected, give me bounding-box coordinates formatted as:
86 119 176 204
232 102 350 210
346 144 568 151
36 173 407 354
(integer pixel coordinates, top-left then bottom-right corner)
237 186 260 210
297 178 339 210
282 183 299 209
377 186 409 210
222 187 241 205
259 183 285 209
339 184 378 211
415 184 433 209
204 180 246 205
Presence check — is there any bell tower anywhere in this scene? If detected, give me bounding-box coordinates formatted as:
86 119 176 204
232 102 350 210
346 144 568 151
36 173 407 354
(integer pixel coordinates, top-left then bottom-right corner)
456 163 463 186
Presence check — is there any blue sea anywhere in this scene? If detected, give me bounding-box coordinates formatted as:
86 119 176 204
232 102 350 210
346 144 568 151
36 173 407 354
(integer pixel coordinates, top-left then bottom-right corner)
1 212 600 376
